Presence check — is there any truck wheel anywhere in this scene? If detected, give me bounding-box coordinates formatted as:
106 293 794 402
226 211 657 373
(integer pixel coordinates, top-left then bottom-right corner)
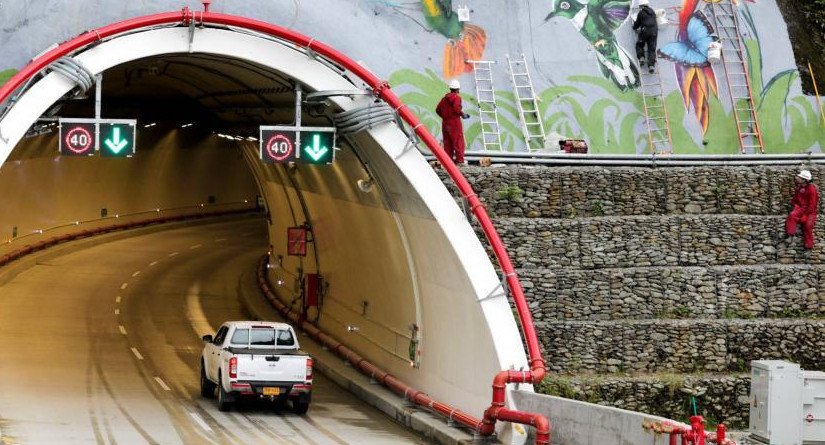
217 373 233 412
291 400 309 415
200 363 216 398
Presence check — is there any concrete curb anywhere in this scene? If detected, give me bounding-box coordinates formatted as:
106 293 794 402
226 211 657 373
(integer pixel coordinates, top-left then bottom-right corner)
238 272 481 445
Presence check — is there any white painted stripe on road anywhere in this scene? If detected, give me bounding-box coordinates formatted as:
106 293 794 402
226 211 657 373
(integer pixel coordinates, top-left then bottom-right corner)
149 260 158 267
115 309 120 315
115 296 121 303
119 325 127 335
215 238 227 242
131 347 144 360
120 282 128 290
154 377 171 391
190 244 202 249
168 252 179 257
132 271 141 277
186 283 216 338
189 412 213 433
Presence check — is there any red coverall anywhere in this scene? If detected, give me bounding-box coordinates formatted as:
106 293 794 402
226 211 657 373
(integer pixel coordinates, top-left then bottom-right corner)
786 182 819 249
435 92 466 163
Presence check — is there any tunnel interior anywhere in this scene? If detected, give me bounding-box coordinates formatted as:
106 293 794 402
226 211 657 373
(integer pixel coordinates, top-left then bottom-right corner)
0 23 528 429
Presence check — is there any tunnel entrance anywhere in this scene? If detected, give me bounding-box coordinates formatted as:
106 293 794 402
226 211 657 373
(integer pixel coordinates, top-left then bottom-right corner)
0 12 533 442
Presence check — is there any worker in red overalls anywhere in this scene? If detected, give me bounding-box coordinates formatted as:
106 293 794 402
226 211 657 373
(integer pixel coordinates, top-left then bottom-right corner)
785 169 819 250
436 80 470 165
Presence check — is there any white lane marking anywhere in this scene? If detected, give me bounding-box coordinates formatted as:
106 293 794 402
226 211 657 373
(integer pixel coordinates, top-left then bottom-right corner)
215 238 227 242
119 326 127 335
149 261 158 267
132 271 141 277
186 283 216 338
190 244 202 249
189 412 213 433
120 283 128 290
115 309 120 315
131 347 144 360
168 252 179 257
115 296 121 304
154 377 171 391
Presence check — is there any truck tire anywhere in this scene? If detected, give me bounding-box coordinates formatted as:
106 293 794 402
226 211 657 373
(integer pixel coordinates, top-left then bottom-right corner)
200 363 216 398
217 373 233 412
291 400 309 415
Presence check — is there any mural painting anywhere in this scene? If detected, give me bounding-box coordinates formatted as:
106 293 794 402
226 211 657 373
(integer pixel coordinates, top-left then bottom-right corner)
0 0 822 155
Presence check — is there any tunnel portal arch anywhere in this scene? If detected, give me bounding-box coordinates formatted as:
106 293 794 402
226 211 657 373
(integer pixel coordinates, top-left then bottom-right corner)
0 10 540 442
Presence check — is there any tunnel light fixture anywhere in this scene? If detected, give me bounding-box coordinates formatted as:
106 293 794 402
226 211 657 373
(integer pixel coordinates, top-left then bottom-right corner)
143 122 156 128
246 136 258 142
115 214 119 218
346 326 360 333
75 221 80 225
180 123 194 128
156 208 160 212
357 178 374 193
277 279 284 286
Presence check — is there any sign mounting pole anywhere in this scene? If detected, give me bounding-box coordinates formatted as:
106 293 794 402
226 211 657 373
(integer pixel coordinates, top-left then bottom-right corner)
295 83 302 155
94 74 102 150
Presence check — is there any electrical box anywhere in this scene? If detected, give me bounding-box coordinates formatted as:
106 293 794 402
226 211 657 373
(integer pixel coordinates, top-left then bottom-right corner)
803 371 825 443
750 360 803 444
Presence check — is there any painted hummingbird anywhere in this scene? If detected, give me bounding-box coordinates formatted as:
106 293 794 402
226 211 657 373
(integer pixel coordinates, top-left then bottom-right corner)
545 0 640 90
420 0 487 79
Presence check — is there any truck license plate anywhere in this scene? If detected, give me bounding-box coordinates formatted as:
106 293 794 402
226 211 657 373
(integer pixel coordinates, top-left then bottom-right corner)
263 387 280 396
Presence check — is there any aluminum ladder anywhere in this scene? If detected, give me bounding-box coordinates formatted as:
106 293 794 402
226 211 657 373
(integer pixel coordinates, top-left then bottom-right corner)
506 54 546 150
639 63 673 153
467 59 503 151
708 0 764 154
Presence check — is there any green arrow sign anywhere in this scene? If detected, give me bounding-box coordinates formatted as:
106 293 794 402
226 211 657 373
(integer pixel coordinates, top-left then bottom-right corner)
304 134 329 161
104 127 128 153
100 121 136 157
298 128 335 165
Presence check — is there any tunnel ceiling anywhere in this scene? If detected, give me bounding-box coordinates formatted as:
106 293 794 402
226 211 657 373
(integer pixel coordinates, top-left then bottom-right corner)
41 53 324 134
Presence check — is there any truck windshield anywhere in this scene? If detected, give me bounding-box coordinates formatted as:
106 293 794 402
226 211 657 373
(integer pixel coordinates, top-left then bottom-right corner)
229 328 295 347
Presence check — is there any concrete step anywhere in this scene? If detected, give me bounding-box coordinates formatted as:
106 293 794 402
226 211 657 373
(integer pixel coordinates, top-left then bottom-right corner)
537 318 825 375
519 264 824 321
488 215 825 269
440 165 817 218
537 372 750 429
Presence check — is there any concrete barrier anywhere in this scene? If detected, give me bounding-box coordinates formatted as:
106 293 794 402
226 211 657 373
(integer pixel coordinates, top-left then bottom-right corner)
510 390 676 445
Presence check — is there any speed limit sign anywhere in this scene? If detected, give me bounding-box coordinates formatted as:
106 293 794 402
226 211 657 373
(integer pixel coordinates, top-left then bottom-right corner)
260 127 297 164
59 120 96 156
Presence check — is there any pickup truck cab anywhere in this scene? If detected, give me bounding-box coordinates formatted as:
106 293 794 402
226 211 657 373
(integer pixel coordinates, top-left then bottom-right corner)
200 321 312 413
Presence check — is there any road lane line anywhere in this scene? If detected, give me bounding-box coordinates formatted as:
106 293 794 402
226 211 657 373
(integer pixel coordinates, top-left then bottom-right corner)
215 238 227 242
115 296 121 303
190 244 202 249
186 283 216 337
119 325 127 335
131 347 143 360
154 377 171 391
168 252 179 257
189 412 213 433
149 260 158 266
132 271 141 277
115 309 120 315
120 282 128 290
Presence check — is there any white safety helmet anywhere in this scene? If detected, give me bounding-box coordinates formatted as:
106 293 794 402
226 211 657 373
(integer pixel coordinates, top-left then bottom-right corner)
638 0 649 5
449 79 461 90
798 170 813 181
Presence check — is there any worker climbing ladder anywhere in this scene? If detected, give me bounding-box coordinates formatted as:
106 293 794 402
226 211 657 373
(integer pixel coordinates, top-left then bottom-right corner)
639 63 673 154
467 60 503 151
707 0 765 154
506 54 546 150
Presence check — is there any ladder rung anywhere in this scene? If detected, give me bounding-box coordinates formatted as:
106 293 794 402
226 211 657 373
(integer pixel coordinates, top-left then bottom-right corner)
734 108 754 111
512 73 529 77
647 116 666 120
651 140 670 144
743 145 763 148
478 88 494 92
526 122 542 126
480 109 497 112
646 105 664 109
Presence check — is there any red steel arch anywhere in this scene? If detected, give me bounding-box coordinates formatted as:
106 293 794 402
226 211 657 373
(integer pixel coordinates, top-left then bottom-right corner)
0 8 549 443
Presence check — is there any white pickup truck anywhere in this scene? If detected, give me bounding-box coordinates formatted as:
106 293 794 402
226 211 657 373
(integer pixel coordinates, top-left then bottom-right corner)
200 321 313 413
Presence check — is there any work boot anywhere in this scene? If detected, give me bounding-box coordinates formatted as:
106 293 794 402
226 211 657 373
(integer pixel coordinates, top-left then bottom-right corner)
649 65 655 74
639 57 645 67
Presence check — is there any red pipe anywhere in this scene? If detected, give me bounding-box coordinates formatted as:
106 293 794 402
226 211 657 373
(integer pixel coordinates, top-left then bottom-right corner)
0 10 548 442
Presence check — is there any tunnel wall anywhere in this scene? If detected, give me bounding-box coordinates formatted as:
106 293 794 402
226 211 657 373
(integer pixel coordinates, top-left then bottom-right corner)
0 0 822 154
0 128 258 241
